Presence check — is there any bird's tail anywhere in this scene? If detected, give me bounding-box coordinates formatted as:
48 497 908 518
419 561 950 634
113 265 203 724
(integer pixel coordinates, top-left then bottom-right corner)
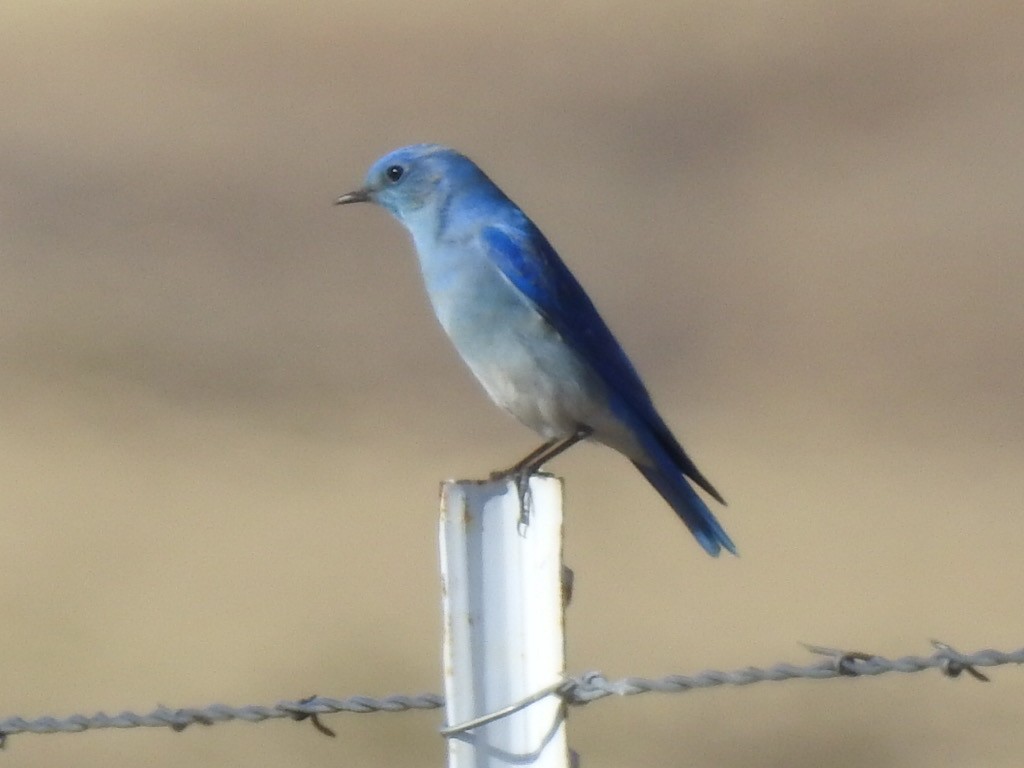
632 447 736 557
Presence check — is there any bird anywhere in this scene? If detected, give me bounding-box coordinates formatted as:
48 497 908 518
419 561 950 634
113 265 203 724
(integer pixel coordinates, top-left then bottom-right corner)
335 144 735 556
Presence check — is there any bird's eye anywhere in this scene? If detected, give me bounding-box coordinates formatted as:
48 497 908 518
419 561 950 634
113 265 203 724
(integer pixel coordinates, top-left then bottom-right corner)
385 165 404 183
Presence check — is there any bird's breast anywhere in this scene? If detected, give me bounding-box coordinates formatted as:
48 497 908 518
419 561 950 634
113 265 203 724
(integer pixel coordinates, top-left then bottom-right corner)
415 241 608 439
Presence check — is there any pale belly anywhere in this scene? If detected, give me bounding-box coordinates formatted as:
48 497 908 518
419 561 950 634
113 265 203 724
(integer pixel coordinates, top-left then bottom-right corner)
422 253 644 459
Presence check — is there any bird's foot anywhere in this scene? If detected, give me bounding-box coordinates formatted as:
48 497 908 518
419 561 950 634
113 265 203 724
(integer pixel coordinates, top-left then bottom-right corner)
489 429 593 532
489 466 535 531
489 445 549 531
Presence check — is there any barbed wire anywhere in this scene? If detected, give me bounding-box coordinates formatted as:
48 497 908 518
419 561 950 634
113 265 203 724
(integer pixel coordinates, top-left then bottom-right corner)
0 641 1020 747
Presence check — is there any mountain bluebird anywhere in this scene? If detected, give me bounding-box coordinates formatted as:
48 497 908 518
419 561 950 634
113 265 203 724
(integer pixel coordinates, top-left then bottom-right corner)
336 144 735 556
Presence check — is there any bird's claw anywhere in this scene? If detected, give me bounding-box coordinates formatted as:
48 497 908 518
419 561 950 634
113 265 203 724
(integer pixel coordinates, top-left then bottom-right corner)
487 466 535 530
512 470 534 531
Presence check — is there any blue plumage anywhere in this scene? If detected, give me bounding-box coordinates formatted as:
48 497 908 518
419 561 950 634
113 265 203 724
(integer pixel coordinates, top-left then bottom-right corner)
336 144 734 556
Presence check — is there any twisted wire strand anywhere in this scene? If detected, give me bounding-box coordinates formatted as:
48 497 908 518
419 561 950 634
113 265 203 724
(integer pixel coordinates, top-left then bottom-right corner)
0 643 1019 745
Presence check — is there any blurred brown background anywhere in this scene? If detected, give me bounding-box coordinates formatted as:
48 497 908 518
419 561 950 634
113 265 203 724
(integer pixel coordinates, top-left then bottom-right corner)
2 2 1022 766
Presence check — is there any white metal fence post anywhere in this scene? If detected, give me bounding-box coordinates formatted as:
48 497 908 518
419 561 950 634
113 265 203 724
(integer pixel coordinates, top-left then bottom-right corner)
439 476 570 768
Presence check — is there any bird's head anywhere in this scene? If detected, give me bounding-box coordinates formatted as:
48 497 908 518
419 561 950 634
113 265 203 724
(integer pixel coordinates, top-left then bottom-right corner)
335 144 487 224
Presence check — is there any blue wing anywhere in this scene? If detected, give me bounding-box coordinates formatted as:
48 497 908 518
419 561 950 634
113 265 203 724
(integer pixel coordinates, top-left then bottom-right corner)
480 216 654 416
480 212 727 509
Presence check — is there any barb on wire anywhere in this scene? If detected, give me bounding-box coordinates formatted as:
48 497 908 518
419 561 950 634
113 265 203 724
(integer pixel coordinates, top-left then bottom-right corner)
291 695 338 737
929 640 991 681
0 641 1020 747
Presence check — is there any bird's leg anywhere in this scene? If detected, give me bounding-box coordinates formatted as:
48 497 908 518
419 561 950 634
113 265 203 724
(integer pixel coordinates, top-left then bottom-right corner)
490 438 559 526
491 438 558 480
490 427 593 528
491 427 594 479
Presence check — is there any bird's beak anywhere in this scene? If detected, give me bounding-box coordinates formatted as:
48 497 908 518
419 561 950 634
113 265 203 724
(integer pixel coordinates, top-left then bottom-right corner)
334 188 371 206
